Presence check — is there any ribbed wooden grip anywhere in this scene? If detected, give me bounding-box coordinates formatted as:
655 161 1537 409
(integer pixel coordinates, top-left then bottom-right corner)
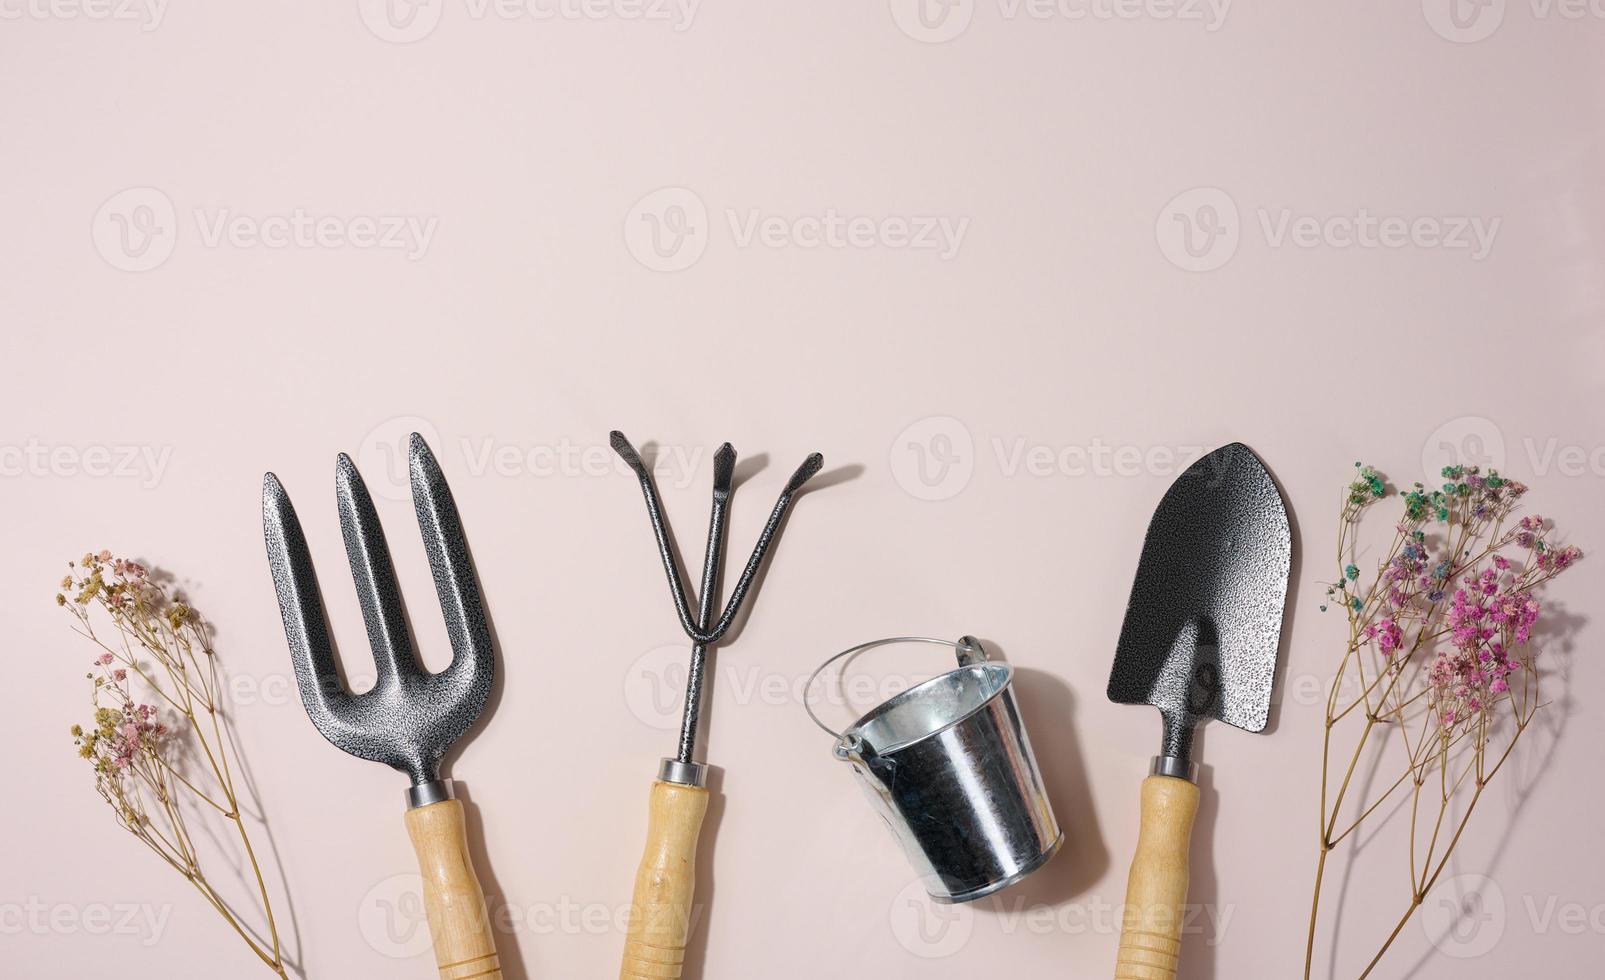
404 799 503 980
1114 775 1199 980
620 781 709 980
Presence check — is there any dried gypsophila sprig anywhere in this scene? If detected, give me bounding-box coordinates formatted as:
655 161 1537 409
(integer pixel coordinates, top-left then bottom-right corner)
60 551 287 978
1303 466 1581 979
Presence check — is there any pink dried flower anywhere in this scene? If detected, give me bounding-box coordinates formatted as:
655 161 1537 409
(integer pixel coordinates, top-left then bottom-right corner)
1365 617 1404 656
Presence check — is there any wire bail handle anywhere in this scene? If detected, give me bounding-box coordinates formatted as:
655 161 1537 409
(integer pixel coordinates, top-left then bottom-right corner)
803 635 989 747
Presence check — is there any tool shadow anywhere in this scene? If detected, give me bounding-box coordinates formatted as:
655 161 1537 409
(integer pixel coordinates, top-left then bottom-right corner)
1179 734 1223 980
147 568 308 978
681 766 726 980
442 529 530 979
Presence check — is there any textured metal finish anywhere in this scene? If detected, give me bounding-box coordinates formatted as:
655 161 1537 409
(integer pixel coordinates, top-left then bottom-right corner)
263 434 495 800
1107 442 1292 771
611 430 822 775
819 637 1063 904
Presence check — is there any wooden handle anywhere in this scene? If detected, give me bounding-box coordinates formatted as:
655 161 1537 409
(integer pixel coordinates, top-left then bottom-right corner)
619 780 709 980
1114 775 1199 980
404 799 503 980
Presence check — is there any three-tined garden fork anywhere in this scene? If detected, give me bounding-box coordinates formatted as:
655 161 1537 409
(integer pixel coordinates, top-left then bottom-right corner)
610 430 823 980
263 434 503 980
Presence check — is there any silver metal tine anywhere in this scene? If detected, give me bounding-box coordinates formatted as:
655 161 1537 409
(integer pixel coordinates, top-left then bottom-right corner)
263 472 355 726
610 430 823 646
674 443 734 765
335 453 421 691
610 430 701 637
709 451 824 639
407 434 493 686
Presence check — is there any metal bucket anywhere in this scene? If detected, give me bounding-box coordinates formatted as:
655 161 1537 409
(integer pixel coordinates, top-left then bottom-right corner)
805 636 1062 903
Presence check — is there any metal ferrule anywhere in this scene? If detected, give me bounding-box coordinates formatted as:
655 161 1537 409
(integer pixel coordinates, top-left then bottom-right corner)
658 758 708 787
406 778 455 808
1150 755 1200 782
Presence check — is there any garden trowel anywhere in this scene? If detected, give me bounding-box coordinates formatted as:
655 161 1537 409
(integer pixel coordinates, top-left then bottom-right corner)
1107 442 1291 980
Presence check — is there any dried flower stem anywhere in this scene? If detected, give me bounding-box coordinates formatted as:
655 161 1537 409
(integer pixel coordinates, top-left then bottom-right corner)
1301 467 1578 979
61 552 287 978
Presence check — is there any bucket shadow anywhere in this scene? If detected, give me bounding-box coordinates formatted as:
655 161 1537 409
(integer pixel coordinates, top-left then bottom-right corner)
992 666 1108 907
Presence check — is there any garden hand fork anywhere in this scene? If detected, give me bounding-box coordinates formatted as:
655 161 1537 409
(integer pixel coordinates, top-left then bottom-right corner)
263 434 503 980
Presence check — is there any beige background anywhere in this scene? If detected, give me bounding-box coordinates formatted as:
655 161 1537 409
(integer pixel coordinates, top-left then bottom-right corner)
3 2 1603 977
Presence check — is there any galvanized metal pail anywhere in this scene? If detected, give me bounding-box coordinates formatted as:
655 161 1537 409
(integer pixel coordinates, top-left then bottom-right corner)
805 636 1062 903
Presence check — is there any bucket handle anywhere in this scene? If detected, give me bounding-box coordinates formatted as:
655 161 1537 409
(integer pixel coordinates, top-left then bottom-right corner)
803 635 989 742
